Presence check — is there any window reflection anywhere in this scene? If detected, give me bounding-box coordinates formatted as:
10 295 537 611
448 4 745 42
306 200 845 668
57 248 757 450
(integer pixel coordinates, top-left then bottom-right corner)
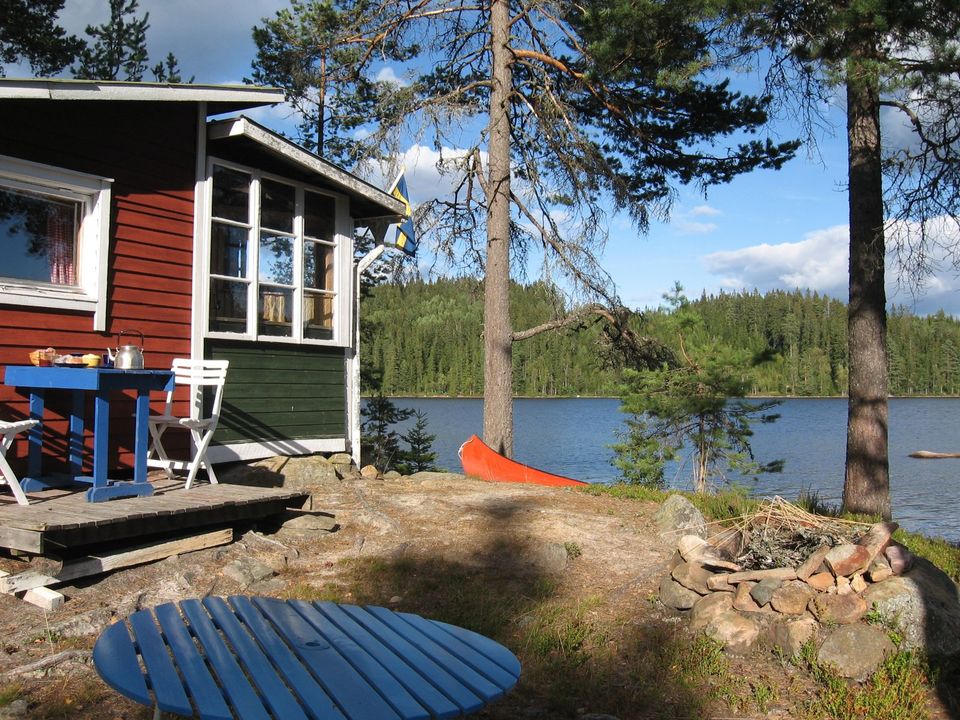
0 186 79 286
212 166 249 223
209 278 247 333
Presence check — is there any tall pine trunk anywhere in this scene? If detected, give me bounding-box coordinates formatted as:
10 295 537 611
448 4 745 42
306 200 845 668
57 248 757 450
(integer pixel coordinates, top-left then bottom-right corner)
483 0 514 456
843 43 891 519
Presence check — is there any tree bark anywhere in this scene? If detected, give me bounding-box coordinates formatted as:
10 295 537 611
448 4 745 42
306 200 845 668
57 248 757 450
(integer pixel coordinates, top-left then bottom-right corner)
843 43 891 519
483 0 514 456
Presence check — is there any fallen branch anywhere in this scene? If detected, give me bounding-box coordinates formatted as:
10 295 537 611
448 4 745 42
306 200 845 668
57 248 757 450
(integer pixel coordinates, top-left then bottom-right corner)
0 649 91 679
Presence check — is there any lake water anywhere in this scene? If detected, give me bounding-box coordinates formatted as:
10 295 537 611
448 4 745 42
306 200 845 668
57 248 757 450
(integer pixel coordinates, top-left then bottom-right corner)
389 397 960 542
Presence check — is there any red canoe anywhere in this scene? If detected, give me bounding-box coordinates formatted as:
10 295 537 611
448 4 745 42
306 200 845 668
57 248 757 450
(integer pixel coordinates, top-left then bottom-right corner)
458 434 588 487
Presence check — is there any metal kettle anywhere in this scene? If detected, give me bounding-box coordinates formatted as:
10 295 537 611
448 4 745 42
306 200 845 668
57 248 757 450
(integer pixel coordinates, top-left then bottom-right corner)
107 330 145 370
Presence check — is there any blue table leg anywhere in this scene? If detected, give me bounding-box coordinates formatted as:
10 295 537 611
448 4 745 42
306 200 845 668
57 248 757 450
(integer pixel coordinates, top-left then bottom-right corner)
86 390 154 502
19 391 45 491
69 390 84 476
133 391 149 485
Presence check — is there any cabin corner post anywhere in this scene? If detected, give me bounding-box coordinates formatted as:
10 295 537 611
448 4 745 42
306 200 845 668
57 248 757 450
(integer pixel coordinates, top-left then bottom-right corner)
350 244 388 466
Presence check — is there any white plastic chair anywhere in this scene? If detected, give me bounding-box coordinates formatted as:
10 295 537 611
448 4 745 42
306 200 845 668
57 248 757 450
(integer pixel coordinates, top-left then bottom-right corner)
147 359 229 489
0 419 38 505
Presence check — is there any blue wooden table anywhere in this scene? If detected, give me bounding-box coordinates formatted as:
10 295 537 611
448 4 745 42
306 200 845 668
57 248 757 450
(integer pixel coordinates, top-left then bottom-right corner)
3 366 174 501
93 596 521 720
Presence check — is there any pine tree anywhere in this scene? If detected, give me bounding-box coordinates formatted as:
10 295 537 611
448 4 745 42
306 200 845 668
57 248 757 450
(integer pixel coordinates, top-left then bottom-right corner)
397 410 438 474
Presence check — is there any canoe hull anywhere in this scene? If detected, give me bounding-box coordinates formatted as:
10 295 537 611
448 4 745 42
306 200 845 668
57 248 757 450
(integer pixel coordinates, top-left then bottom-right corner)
459 435 588 487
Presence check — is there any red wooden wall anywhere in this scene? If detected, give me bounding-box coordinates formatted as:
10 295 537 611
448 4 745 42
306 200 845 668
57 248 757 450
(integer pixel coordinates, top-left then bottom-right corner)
0 101 198 474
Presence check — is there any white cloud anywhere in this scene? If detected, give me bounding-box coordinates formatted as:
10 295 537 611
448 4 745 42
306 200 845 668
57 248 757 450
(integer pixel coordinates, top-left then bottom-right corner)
703 219 960 316
675 220 718 235
691 204 722 217
374 66 407 86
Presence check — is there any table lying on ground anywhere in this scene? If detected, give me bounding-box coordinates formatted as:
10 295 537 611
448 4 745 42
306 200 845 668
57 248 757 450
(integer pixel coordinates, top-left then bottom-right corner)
93 595 521 720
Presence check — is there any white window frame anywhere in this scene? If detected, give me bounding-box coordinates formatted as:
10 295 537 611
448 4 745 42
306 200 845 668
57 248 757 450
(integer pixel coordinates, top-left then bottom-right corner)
202 157 352 347
0 154 112 331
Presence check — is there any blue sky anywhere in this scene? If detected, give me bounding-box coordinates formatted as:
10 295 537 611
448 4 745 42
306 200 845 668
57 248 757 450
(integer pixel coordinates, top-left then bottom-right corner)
9 0 959 316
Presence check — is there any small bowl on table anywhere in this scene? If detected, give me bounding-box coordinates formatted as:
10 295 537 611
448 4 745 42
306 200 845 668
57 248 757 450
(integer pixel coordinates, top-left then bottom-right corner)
29 349 56 366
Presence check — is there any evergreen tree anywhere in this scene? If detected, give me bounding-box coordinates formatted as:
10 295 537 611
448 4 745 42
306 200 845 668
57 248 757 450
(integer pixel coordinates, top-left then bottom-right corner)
731 0 960 519
72 0 189 82
397 410 438 474
0 0 82 77
252 0 798 459
612 286 783 492
360 392 413 472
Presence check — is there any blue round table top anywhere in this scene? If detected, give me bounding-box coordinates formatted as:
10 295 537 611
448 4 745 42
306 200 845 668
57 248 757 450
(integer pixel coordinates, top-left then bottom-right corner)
93 595 521 720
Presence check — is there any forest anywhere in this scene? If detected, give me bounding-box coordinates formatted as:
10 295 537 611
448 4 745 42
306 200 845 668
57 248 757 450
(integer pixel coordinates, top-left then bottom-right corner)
361 278 960 398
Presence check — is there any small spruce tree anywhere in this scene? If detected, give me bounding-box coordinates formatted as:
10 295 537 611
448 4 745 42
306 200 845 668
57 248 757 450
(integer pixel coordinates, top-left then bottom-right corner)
360 393 413 472
612 285 783 492
398 410 438 474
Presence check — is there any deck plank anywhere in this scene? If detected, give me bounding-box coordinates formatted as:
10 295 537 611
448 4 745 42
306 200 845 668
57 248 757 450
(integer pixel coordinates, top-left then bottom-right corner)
0 476 308 553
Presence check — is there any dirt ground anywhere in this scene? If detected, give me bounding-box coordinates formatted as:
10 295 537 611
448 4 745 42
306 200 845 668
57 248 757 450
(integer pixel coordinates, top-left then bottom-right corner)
0 470 954 719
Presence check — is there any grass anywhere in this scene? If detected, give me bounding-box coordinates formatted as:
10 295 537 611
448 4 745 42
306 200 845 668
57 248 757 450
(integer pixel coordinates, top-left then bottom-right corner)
793 642 931 720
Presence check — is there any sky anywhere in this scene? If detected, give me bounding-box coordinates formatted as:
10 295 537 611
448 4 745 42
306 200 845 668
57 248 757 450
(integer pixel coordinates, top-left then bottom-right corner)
8 0 960 316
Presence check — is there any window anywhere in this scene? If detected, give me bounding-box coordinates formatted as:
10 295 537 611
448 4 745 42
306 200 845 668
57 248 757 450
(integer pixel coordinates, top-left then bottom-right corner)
0 155 112 330
207 161 345 344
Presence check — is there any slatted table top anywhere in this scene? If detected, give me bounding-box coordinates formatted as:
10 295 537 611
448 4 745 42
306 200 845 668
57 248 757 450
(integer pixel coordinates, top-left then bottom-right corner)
93 596 521 720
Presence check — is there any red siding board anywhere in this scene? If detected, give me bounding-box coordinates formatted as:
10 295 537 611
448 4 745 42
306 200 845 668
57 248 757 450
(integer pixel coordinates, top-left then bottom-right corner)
0 101 198 472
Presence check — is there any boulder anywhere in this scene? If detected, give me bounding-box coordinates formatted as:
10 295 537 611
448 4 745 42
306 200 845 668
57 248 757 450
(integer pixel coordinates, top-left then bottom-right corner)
750 578 782 607
769 616 818 657
531 542 568 574
824 544 871 577
654 495 707 540
867 555 893 583
689 592 734 631
817 624 896 681
806 571 835 591
672 561 713 595
222 557 276 587
708 527 748 559
885 544 915 575
734 581 765 613
808 592 867 625
280 455 340 489
660 576 700 610
360 464 382 480
861 557 960 656
677 535 741 571
705 611 762 655
706 573 735 592
770 581 815 616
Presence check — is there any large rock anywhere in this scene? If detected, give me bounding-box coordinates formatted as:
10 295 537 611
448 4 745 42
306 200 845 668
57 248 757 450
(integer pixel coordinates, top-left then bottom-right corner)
750 578 782 607
770 581 815 616
676 535 740 571
769 617 817 657
861 557 960 656
222 557 276 587
704 610 762 654
824 544 871 577
660 576 700 610
885 544 915 575
280 455 341 489
796 545 831 581
856 522 898 564
654 495 707 540
808 592 867 625
672 561 713 595
817 624 896 680
689 592 734 631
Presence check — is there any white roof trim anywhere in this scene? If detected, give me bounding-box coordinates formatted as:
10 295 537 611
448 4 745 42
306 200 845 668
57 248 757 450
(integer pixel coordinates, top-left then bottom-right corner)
208 116 404 218
0 78 284 106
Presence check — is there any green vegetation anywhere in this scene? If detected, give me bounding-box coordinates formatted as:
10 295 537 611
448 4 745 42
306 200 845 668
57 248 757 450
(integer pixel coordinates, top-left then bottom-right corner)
794 642 930 720
361 279 960 397
613 286 783 491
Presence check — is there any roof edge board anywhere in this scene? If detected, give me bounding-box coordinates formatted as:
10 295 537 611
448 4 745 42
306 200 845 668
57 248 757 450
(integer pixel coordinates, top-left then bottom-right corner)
209 116 405 218
0 78 284 107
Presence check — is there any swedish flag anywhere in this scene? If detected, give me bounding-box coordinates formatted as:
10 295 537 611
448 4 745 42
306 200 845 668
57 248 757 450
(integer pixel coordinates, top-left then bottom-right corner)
389 171 417 256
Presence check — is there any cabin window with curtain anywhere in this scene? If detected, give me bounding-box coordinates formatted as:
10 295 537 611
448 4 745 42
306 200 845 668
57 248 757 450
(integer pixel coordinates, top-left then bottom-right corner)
0 154 112 329
207 161 341 344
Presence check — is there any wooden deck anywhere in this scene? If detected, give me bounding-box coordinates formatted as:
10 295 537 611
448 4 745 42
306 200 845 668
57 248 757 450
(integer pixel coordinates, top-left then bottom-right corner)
0 476 309 554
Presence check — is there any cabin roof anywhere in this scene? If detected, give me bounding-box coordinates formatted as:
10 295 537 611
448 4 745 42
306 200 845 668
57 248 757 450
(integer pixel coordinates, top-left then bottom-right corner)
0 77 284 115
208 115 404 220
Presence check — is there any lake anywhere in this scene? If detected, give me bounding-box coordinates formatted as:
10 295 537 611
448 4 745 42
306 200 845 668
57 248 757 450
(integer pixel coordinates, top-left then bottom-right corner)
388 397 960 542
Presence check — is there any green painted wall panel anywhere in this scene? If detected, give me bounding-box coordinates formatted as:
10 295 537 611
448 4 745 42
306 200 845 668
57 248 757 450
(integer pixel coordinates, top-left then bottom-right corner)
207 340 347 445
